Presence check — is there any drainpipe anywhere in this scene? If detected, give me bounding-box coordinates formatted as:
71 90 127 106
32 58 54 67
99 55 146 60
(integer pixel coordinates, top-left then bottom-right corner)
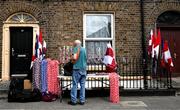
140 0 148 89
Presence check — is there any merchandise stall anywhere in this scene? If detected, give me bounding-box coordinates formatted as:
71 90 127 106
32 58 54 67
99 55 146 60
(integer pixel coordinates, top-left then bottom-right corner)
58 45 120 103
8 42 120 103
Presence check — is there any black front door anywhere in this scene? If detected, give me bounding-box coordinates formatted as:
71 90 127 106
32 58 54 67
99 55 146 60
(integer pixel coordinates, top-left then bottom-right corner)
10 27 33 78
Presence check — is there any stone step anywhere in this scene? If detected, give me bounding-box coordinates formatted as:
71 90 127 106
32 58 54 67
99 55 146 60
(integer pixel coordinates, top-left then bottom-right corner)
0 93 8 100
0 80 10 90
0 88 8 99
0 80 9 99
174 87 180 96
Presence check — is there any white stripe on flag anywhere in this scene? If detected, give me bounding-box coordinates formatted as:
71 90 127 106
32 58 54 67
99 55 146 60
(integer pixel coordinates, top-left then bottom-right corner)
164 50 171 63
152 45 159 58
103 55 113 65
149 40 152 46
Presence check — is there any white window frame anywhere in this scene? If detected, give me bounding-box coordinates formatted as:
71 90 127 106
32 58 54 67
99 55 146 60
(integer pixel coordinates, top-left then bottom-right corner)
83 13 115 49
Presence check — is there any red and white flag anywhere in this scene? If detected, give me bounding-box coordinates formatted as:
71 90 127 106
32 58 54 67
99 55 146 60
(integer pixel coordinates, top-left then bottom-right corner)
38 30 43 59
162 40 174 68
103 43 117 72
152 29 161 59
30 29 43 68
42 40 47 58
148 29 154 56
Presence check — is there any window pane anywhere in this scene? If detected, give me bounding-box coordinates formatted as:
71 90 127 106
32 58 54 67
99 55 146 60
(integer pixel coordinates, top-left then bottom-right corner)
8 13 36 23
86 41 112 64
86 15 112 38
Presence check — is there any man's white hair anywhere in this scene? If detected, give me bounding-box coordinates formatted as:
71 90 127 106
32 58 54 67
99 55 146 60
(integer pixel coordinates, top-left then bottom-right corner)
74 40 81 45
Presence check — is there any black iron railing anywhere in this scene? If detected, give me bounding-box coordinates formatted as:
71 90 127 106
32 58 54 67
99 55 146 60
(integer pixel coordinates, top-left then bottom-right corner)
116 57 172 89
59 57 172 90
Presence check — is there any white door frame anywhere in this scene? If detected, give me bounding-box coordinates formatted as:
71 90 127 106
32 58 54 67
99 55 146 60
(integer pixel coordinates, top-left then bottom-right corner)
2 23 39 80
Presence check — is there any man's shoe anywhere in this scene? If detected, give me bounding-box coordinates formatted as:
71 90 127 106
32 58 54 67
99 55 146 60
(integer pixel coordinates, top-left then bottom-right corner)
79 102 85 105
68 101 77 105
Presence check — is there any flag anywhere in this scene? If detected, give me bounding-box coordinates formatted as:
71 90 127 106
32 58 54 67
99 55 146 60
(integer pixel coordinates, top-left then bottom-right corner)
103 43 117 72
30 33 39 69
162 40 174 68
160 38 166 68
38 30 43 59
148 29 154 56
42 40 47 58
30 30 43 68
152 28 161 59
35 33 39 58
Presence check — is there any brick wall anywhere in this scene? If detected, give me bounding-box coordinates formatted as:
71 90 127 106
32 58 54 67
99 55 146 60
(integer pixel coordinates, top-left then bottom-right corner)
0 0 180 78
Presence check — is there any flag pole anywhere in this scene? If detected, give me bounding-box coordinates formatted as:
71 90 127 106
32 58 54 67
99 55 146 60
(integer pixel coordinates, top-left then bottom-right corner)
156 22 160 88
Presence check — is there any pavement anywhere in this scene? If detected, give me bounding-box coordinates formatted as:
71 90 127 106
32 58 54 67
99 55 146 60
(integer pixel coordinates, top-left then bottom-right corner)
172 77 180 95
0 78 180 110
0 96 180 110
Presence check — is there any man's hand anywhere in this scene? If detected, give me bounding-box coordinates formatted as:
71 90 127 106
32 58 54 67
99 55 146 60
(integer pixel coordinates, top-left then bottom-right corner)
71 48 80 64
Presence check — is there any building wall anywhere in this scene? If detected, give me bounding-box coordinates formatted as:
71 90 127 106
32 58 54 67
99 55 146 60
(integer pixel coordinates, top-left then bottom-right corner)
143 0 180 35
0 0 180 78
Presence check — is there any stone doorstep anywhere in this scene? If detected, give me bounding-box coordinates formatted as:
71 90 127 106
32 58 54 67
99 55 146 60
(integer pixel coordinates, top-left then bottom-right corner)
174 88 180 96
172 77 180 85
0 88 8 99
172 77 180 83
0 80 10 89
0 93 8 99
171 77 180 95
0 80 9 99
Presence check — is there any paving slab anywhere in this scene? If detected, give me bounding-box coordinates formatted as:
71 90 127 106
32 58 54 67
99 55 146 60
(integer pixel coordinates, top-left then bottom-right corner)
0 96 180 110
120 101 147 107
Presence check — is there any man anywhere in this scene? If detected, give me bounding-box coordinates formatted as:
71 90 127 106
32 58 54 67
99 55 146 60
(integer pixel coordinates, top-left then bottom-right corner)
68 40 87 105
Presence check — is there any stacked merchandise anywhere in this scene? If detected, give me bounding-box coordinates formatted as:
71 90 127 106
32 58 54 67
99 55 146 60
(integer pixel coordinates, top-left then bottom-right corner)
59 46 73 75
41 59 48 93
59 46 73 64
32 58 60 102
109 72 119 103
47 59 60 95
32 58 41 90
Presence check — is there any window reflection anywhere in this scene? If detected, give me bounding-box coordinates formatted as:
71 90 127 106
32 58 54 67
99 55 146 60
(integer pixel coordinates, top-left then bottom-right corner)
86 15 111 38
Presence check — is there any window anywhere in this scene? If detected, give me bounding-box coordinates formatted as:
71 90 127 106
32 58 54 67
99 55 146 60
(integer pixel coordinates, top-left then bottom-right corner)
83 13 114 64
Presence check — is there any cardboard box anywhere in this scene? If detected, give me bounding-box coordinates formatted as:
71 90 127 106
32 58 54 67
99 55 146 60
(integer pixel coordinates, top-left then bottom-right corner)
24 79 32 90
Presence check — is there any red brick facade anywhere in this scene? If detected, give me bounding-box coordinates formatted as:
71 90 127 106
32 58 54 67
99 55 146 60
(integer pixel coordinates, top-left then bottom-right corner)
0 0 180 77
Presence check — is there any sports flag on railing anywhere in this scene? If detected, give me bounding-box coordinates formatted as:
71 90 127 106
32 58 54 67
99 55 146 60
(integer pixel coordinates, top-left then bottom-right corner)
103 43 117 72
152 28 161 59
148 29 154 56
162 40 174 68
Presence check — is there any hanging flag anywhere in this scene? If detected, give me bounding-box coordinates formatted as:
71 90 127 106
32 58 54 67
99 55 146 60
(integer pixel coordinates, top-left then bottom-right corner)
148 29 154 56
162 40 174 68
103 43 113 65
152 28 161 59
38 30 43 59
160 38 166 68
103 43 117 72
35 33 39 58
30 33 39 69
30 30 43 68
42 40 47 59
